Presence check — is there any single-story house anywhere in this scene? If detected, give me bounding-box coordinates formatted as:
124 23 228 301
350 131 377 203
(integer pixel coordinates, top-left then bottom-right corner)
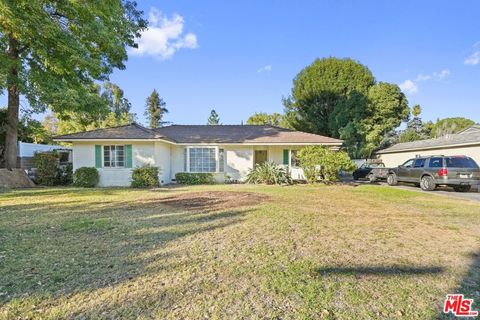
377 125 480 167
54 123 343 186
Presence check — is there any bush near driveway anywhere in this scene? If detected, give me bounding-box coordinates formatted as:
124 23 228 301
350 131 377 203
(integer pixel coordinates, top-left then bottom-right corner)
298 146 355 183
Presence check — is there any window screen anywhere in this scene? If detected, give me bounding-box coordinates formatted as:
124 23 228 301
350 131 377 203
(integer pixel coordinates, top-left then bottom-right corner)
189 147 216 172
103 145 125 167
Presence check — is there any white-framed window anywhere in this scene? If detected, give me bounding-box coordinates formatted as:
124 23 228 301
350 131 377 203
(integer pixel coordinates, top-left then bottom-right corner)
184 147 225 173
104 145 125 167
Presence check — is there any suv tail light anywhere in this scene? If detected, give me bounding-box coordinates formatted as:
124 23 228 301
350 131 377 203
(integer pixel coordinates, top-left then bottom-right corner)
438 168 448 177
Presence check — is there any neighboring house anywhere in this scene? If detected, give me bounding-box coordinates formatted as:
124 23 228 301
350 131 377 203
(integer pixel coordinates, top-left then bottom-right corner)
16 142 71 169
53 123 343 186
377 125 480 167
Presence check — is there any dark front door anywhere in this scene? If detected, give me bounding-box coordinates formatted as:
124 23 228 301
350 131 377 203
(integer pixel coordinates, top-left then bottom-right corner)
254 150 268 166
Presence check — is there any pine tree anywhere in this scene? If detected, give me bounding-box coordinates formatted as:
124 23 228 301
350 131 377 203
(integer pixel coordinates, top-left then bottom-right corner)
145 90 168 129
207 109 220 125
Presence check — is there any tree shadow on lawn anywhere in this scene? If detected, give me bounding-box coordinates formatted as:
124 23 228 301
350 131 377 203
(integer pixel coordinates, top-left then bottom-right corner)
437 250 480 319
317 265 445 278
0 193 257 310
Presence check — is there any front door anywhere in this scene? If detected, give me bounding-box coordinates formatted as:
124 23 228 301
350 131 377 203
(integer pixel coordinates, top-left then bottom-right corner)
254 150 268 166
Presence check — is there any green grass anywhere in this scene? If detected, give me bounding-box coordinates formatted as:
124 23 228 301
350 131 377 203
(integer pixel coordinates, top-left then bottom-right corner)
0 184 479 319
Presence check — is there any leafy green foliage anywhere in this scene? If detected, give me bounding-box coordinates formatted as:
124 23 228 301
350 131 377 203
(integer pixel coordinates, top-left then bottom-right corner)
58 163 73 186
1 108 54 165
430 117 475 138
297 146 355 183
246 112 282 126
145 89 168 129
362 82 409 156
33 152 60 186
398 105 432 142
207 109 220 125
283 58 409 158
245 162 292 185
73 167 99 188
175 172 215 185
0 0 147 166
131 166 160 188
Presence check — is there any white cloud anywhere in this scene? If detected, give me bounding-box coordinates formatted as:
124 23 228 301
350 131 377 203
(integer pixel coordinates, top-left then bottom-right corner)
465 43 480 65
257 65 272 73
400 69 450 95
130 8 198 60
433 69 450 80
399 80 418 94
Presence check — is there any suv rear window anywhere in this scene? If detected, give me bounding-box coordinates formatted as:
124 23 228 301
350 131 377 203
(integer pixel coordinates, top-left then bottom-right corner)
445 157 479 168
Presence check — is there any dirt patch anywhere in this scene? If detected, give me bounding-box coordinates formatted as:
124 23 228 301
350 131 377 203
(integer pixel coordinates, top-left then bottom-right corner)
151 191 270 212
0 168 35 188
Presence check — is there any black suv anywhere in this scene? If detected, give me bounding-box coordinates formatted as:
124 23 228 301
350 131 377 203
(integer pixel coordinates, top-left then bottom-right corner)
387 155 480 192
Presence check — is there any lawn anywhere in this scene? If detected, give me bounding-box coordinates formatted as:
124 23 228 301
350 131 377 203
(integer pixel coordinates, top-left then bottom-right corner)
0 184 479 319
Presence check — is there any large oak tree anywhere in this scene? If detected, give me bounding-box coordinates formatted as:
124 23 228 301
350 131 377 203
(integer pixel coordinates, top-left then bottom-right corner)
0 0 146 168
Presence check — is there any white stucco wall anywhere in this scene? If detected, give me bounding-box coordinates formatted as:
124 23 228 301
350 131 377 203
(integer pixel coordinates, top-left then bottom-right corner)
225 146 254 181
72 142 341 186
72 141 171 187
379 145 480 168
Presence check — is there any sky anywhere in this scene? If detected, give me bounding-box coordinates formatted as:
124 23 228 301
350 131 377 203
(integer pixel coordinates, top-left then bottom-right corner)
5 0 480 125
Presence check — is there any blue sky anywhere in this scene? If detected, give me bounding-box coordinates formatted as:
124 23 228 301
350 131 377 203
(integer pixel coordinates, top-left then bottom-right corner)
7 1 480 125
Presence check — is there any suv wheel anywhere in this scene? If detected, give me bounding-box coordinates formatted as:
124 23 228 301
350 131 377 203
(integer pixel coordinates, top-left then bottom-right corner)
420 175 436 191
387 173 398 186
453 185 471 192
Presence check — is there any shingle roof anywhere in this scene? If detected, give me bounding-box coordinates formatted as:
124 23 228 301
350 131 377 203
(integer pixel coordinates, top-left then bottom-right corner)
154 125 343 144
377 129 480 154
54 123 343 145
54 123 169 141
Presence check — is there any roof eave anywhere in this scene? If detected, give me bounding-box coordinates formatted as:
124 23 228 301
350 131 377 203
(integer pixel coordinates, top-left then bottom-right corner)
377 141 480 154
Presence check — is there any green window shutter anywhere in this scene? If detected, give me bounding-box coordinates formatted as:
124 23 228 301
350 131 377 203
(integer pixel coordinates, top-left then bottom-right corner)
125 144 133 168
95 145 102 168
283 149 289 165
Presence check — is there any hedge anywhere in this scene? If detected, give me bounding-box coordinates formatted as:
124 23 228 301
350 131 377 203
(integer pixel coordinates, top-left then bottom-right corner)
33 151 60 186
73 167 99 187
175 172 215 185
131 166 160 188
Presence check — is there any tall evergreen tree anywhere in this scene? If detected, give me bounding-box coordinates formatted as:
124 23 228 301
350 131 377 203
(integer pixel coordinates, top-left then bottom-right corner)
207 109 220 125
145 90 168 129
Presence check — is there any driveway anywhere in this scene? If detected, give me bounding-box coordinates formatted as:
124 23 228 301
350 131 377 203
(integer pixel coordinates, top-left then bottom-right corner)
352 179 480 202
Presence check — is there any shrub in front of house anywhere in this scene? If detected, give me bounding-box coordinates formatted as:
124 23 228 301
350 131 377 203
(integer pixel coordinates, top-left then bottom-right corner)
245 162 292 185
33 151 60 186
131 166 160 188
175 172 215 185
297 146 356 184
73 167 99 187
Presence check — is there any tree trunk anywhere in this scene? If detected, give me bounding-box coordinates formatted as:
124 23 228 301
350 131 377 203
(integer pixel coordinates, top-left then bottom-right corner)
5 35 20 169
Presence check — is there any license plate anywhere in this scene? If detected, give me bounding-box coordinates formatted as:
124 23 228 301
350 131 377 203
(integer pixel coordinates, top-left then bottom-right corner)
459 174 469 179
